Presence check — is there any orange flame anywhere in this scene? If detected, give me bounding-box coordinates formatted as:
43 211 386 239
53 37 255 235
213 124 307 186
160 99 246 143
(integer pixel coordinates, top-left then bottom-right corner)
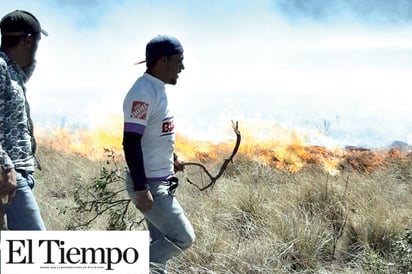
36 115 408 174
37 114 123 161
174 121 345 174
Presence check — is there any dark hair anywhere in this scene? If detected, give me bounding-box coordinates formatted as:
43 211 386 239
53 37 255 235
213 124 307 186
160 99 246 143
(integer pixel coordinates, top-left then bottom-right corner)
146 55 174 69
1 32 39 48
146 58 160 69
1 35 22 48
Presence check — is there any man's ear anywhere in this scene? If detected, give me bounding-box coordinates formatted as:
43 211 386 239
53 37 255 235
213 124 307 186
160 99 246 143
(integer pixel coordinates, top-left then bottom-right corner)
24 34 36 47
159 56 168 65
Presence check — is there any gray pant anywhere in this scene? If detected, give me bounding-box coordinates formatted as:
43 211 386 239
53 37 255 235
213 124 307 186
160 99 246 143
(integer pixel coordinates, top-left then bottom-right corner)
5 172 45 230
126 173 195 273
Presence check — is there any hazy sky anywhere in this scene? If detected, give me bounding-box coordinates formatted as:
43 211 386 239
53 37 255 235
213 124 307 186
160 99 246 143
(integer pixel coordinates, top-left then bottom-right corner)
1 0 411 147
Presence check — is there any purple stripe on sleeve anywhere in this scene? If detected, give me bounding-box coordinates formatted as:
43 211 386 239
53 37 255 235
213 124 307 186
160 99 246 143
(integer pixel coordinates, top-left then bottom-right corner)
124 123 145 134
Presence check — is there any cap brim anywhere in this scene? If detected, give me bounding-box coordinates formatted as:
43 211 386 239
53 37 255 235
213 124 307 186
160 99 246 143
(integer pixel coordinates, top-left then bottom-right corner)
41 28 48 37
134 60 146 65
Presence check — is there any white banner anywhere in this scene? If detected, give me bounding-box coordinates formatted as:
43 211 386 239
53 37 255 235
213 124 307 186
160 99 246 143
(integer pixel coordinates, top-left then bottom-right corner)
1 230 149 274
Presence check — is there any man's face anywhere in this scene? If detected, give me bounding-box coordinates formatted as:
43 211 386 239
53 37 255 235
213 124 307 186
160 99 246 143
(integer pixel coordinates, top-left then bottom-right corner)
165 53 184 85
22 33 40 67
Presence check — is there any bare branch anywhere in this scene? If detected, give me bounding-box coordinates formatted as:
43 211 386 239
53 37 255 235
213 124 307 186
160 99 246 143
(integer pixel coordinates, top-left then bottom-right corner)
183 121 241 191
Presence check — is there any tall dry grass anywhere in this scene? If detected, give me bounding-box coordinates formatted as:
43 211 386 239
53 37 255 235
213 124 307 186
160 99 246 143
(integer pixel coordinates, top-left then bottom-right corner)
34 144 412 273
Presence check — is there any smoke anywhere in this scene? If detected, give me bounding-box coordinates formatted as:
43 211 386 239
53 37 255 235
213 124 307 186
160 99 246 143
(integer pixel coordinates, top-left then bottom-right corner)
1 0 411 148
275 0 412 24
55 0 110 7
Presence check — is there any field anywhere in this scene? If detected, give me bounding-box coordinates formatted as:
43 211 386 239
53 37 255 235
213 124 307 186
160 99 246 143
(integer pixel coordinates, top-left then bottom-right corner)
33 129 412 274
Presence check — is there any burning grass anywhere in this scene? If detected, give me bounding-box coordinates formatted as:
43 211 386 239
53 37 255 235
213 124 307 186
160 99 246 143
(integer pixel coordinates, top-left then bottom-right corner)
33 124 412 273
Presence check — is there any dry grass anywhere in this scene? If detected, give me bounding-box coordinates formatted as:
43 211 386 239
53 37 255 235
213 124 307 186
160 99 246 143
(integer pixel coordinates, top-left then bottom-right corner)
34 145 412 273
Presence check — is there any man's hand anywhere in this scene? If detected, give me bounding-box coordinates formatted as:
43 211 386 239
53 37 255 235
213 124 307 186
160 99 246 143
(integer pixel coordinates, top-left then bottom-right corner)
174 154 185 172
135 189 154 212
0 168 17 204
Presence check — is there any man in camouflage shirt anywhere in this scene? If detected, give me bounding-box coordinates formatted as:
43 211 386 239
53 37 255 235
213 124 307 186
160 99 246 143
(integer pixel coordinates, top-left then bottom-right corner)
0 10 48 230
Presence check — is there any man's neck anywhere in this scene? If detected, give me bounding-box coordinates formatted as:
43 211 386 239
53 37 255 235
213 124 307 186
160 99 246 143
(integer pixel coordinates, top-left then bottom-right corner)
0 46 24 67
146 69 167 84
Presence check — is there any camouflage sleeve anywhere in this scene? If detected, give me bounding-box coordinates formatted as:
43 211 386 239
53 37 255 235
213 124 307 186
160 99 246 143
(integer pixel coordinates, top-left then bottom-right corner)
0 59 14 170
0 147 14 170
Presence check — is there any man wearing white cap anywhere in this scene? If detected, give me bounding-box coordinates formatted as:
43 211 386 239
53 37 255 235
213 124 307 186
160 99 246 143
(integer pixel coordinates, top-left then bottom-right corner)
123 35 195 273
0 10 48 230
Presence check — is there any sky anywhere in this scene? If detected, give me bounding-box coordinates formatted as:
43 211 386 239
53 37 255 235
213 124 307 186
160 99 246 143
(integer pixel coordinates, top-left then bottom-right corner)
1 0 412 148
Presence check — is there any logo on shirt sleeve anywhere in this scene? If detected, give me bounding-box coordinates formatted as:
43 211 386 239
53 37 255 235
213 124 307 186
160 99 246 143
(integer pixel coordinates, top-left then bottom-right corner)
162 121 174 133
130 101 149 120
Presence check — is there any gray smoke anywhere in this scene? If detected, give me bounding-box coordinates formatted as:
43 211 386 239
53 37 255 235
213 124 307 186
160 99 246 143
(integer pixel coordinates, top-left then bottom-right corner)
275 0 412 24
